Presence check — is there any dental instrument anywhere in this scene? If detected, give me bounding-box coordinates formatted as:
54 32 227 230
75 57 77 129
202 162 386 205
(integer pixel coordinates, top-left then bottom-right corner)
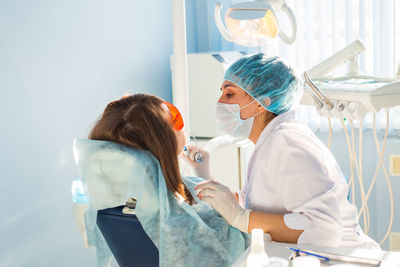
288 248 329 262
184 146 203 163
288 247 382 266
184 130 203 163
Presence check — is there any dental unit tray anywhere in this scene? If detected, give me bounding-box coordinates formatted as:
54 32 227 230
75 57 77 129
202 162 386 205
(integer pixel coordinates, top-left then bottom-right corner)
301 76 400 119
300 39 400 118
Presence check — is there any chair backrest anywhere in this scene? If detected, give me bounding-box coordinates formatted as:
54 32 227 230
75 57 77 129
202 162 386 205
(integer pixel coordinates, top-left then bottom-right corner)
97 206 159 267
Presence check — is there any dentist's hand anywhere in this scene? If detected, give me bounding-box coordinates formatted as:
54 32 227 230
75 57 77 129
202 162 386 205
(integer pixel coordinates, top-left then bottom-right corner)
181 145 213 180
195 180 250 233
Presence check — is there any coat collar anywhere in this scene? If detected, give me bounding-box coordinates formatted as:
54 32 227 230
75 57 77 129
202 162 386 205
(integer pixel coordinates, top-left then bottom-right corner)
254 109 297 149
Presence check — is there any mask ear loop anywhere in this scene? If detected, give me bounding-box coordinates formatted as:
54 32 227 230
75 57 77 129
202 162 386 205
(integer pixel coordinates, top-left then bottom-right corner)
239 98 257 111
241 98 260 120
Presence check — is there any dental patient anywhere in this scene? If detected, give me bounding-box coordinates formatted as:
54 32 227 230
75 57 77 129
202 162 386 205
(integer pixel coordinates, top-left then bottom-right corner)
73 93 248 267
89 94 193 205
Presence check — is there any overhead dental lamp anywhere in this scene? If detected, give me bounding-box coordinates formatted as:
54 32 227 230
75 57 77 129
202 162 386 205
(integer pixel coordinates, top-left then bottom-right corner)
214 0 297 47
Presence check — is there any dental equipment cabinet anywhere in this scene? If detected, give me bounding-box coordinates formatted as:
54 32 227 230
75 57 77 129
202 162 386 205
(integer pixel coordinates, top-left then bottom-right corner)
302 39 400 247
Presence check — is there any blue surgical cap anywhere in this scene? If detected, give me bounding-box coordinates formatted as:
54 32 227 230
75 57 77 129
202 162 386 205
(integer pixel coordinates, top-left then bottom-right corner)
224 53 303 115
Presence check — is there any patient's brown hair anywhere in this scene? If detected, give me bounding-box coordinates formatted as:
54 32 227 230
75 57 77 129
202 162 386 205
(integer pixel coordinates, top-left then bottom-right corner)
89 93 193 204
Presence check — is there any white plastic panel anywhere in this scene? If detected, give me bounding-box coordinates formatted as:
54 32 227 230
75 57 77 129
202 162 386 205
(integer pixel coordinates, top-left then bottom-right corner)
174 52 245 138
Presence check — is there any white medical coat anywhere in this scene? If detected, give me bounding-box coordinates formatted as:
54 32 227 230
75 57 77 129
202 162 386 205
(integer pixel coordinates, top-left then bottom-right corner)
238 110 379 248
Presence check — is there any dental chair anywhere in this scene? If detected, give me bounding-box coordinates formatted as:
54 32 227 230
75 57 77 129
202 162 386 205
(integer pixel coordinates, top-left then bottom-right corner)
74 138 248 266
96 206 159 267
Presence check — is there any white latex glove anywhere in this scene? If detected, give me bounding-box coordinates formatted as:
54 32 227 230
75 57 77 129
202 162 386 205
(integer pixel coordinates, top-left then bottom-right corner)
195 180 250 233
181 145 214 180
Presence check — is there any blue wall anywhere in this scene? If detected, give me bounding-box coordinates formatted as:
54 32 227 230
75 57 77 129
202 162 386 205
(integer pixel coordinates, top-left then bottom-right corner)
0 1 173 266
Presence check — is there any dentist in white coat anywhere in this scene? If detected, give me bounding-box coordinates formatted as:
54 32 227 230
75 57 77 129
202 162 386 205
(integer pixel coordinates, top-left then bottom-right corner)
187 53 379 249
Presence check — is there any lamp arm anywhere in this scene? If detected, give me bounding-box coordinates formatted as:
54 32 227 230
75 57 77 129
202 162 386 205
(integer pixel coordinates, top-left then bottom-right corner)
278 3 297 44
307 39 365 79
214 3 233 42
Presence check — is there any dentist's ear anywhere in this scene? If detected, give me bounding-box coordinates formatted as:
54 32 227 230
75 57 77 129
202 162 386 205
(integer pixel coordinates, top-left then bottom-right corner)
256 98 270 115
263 97 271 107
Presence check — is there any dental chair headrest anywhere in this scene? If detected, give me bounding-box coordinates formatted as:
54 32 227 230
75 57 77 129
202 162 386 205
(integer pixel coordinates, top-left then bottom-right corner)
72 138 158 212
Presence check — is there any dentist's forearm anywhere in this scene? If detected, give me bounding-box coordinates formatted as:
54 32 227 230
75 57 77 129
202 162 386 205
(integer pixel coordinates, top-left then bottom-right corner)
248 211 303 243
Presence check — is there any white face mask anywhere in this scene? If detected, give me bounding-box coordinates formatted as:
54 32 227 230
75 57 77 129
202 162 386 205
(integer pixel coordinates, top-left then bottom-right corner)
215 100 257 138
